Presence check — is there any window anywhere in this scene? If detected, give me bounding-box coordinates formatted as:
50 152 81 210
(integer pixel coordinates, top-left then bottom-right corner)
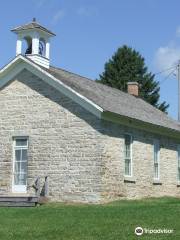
124 134 132 177
177 145 180 182
13 137 28 186
153 140 160 180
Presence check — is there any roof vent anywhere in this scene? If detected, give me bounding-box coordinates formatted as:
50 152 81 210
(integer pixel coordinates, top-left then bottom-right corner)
127 82 139 97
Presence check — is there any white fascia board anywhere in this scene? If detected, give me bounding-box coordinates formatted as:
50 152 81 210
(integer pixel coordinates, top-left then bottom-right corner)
0 60 26 89
0 56 23 75
0 55 103 118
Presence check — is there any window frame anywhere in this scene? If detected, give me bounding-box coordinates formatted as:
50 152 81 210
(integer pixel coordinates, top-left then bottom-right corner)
153 139 160 181
124 134 133 177
177 145 180 182
12 137 29 190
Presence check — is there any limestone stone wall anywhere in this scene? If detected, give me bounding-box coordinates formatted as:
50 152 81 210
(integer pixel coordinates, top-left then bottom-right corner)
0 69 179 202
101 123 180 201
0 69 104 202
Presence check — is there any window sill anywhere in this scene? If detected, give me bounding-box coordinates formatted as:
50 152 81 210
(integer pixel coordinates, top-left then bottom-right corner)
153 180 162 185
124 176 136 183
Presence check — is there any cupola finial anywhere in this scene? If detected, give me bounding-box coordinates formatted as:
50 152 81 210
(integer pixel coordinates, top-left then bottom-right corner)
32 17 36 22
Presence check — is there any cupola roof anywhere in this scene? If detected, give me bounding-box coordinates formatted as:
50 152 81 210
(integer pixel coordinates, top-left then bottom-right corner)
11 18 56 36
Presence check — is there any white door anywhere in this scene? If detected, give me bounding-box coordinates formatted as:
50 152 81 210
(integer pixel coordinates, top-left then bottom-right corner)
12 138 28 193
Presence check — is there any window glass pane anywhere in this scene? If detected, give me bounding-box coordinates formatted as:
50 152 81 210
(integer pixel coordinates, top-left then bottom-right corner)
154 150 157 163
21 162 27 173
15 150 21 161
154 142 159 163
22 149 27 161
125 159 130 176
125 149 130 158
125 135 131 146
125 135 131 157
154 163 159 179
15 161 21 173
16 139 27 147
14 174 19 185
14 174 27 185
125 144 130 151
178 168 180 181
19 174 26 185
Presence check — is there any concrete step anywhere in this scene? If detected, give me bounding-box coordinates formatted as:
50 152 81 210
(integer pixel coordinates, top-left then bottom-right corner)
0 196 38 207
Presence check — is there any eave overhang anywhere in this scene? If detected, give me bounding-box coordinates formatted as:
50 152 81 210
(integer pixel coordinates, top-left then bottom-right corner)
102 111 180 140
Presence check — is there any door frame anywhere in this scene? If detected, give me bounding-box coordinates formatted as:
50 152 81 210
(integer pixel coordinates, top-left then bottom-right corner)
12 137 28 193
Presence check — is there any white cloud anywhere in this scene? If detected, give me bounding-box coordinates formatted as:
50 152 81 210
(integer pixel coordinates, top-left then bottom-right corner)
154 26 180 73
155 44 180 72
77 6 98 17
52 10 66 24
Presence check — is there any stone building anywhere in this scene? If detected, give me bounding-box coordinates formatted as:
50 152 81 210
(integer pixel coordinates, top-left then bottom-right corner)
0 19 180 204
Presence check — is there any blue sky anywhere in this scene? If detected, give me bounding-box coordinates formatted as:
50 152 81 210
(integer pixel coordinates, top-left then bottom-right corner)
0 0 180 119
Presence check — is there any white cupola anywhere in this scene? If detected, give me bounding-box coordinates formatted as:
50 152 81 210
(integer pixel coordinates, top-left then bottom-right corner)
11 18 56 68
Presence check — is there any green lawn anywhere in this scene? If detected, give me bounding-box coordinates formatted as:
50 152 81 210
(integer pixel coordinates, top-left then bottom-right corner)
0 197 179 240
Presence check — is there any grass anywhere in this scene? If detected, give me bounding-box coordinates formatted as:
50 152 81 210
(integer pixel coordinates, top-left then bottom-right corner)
0 197 179 240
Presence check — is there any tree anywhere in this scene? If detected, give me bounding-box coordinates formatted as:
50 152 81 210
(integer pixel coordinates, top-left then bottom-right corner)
96 45 169 113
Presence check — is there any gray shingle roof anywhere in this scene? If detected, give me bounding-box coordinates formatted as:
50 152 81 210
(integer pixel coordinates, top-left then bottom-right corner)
11 21 55 36
43 65 180 133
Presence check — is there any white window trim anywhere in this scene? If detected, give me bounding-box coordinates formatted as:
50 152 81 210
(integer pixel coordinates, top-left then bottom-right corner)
153 139 160 181
124 134 133 178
